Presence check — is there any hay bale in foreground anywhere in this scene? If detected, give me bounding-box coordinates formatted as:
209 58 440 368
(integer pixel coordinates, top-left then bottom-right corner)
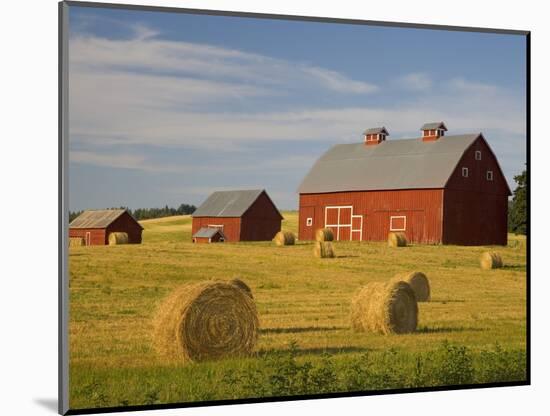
391 271 431 302
273 231 296 246
351 281 418 334
480 252 503 270
315 228 334 242
314 241 335 258
229 278 253 298
69 237 85 247
108 232 128 245
153 281 259 363
388 232 408 247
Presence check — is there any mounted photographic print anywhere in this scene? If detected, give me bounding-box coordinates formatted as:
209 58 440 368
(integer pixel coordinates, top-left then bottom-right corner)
59 1 530 414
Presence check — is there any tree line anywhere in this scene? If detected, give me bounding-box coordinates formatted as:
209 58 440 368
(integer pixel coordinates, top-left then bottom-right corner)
508 169 527 235
69 203 196 223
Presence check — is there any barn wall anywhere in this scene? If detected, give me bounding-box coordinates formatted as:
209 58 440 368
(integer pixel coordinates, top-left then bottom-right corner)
442 136 510 246
193 236 211 244
106 212 143 244
443 190 508 245
445 136 511 195
192 217 241 242
69 229 106 246
299 189 443 244
240 192 282 241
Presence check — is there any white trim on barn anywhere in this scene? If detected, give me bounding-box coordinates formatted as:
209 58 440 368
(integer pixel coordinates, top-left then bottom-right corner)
324 205 362 241
208 224 224 230
390 215 407 231
351 215 363 241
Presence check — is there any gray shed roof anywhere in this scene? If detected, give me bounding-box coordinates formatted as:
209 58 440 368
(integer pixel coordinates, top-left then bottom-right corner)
421 122 447 131
193 227 226 239
192 189 280 218
364 127 389 135
69 209 142 229
298 134 481 194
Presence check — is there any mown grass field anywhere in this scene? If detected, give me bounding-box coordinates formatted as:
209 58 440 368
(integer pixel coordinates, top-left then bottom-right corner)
68 211 527 409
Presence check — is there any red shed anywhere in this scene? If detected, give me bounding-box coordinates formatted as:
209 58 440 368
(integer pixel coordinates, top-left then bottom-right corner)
69 209 143 245
297 123 511 245
192 227 226 244
191 189 283 242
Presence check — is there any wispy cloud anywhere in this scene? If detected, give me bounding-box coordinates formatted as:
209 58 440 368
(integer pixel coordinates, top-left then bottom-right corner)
394 72 433 91
69 19 525 210
70 22 378 93
302 67 378 94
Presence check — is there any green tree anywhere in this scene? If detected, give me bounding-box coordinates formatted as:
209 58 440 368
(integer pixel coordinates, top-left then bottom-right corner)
508 169 527 235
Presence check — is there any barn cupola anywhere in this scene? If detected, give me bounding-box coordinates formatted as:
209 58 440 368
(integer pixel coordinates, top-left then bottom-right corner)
363 127 389 146
421 122 447 142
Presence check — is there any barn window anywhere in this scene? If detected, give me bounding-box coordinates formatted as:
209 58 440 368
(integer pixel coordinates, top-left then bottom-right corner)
306 217 313 226
487 170 494 181
475 150 482 160
208 224 224 230
462 167 469 178
390 216 406 231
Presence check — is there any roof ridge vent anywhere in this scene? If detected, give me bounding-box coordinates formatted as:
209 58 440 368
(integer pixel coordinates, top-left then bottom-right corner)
421 122 447 141
363 126 389 146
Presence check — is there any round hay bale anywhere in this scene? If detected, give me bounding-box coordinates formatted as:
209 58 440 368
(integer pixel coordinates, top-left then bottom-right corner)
69 237 85 247
388 232 408 247
391 271 431 302
108 232 128 245
153 281 259 362
315 228 334 242
480 252 503 270
229 278 253 298
313 241 335 258
272 231 296 246
351 280 418 334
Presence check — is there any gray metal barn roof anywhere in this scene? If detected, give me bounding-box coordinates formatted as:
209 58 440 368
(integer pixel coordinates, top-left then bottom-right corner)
192 189 276 218
421 122 447 130
363 127 389 135
69 209 138 229
298 134 481 194
192 227 226 239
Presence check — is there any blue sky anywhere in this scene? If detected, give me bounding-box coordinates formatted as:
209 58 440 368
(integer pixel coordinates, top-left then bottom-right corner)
68 5 526 211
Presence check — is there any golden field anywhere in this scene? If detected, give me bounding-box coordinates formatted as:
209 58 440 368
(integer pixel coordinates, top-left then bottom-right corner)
68 211 527 409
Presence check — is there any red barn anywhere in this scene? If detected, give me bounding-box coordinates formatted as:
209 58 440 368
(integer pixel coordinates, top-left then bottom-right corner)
69 209 143 245
191 189 283 242
297 123 511 245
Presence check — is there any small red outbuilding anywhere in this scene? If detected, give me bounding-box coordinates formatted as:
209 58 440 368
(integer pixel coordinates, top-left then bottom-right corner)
69 209 143 245
192 227 226 244
191 189 283 242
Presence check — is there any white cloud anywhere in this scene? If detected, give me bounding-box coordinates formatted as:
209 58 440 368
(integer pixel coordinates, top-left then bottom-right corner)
394 72 433 91
70 23 377 93
69 22 525 196
302 67 378 94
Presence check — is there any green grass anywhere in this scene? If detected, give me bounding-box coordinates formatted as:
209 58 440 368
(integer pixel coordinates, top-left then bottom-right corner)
68 211 527 409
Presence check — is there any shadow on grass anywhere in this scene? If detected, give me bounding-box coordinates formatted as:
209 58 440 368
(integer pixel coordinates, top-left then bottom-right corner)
260 346 372 356
260 326 345 335
336 255 361 258
430 298 466 303
502 264 526 271
417 326 486 334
